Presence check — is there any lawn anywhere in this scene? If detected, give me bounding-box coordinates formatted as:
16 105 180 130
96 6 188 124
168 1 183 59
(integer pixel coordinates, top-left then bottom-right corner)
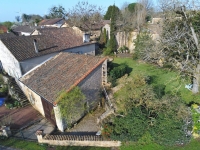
0 138 111 150
120 138 200 150
0 138 47 150
113 57 200 104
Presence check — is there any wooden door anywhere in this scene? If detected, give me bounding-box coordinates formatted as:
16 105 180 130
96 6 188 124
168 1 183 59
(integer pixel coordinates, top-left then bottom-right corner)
41 97 56 126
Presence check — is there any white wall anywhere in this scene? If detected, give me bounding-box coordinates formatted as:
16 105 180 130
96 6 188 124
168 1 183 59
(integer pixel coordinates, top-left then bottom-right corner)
20 44 96 75
0 41 22 79
21 84 45 116
21 32 31 36
53 105 66 132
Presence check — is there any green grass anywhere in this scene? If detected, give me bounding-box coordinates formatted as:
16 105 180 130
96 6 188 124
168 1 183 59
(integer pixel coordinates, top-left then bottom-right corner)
56 146 110 150
0 138 110 150
113 57 200 104
120 138 200 150
0 138 47 150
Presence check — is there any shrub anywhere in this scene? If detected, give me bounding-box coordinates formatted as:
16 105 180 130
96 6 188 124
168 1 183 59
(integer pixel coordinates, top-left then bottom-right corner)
153 84 166 99
118 45 129 53
109 63 128 86
103 47 113 56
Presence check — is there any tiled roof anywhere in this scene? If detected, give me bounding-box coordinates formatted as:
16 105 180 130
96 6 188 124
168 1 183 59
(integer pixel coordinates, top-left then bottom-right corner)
1 35 57 61
36 28 83 50
80 23 104 31
12 25 39 33
20 52 106 104
1 28 86 61
0 33 16 39
39 18 63 25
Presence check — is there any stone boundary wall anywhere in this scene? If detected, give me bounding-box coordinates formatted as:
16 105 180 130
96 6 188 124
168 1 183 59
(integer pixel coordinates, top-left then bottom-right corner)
36 131 121 147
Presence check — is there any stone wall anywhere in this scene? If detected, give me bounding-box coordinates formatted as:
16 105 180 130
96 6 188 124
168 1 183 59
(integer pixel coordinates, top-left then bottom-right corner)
36 132 121 147
116 31 138 53
78 64 102 110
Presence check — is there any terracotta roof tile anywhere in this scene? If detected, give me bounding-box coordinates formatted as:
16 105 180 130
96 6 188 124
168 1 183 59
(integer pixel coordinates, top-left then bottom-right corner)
36 28 83 50
12 25 40 33
20 52 106 104
1 35 57 61
0 32 16 39
1 28 87 61
39 18 63 25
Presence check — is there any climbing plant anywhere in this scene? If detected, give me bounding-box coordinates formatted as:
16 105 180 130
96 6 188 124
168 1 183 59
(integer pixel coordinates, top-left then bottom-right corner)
56 87 85 126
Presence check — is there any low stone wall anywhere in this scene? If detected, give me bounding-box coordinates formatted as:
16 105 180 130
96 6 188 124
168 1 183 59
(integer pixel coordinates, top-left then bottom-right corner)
36 131 121 147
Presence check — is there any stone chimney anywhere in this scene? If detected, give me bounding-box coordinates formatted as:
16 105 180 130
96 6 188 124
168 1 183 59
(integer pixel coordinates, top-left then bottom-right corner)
33 39 38 53
83 33 90 43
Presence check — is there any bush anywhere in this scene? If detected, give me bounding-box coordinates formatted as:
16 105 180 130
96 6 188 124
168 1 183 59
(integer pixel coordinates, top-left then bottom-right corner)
5 97 21 109
109 63 128 86
103 47 113 56
118 45 129 53
153 84 166 99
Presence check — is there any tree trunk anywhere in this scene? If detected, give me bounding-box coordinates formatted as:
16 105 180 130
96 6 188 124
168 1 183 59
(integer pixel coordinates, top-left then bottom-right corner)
192 75 199 94
192 64 200 93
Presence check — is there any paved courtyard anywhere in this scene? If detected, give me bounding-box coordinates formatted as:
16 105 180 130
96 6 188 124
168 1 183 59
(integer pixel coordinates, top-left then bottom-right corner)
13 118 55 140
0 104 55 140
0 105 41 129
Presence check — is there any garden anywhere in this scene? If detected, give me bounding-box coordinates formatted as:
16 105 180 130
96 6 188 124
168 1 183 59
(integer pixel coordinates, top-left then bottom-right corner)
103 57 200 149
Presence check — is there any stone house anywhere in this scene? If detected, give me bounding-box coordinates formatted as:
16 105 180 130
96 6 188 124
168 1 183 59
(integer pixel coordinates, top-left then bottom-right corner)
0 27 98 79
19 52 107 131
11 25 40 36
39 18 65 28
72 20 111 41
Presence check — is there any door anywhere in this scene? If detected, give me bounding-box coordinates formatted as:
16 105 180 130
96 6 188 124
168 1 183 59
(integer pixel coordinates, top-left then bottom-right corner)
41 97 56 126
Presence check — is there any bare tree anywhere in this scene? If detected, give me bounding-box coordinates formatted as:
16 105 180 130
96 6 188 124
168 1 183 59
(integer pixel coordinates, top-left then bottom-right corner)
66 1 103 32
157 0 200 93
120 0 153 32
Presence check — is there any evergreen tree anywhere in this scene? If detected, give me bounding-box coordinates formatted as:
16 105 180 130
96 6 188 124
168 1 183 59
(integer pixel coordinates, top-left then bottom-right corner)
108 4 117 53
103 28 107 44
104 5 121 20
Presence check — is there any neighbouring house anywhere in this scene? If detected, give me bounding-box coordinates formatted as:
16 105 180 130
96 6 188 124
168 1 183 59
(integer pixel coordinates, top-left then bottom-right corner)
72 20 111 41
11 25 40 36
38 18 65 28
19 52 107 131
0 27 98 80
